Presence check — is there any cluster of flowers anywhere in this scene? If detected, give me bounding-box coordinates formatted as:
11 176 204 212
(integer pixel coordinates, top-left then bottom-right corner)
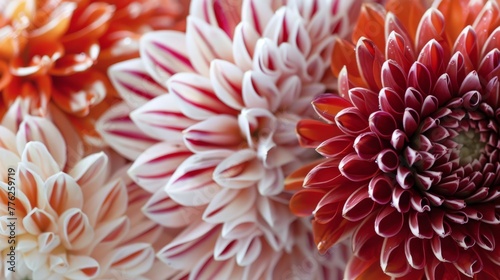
0 0 499 279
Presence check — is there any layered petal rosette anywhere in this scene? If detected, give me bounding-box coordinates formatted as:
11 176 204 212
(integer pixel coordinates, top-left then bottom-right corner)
99 0 362 278
289 0 500 279
0 117 155 279
0 0 189 147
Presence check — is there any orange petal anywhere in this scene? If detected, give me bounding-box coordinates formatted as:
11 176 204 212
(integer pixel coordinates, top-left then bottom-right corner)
352 3 386 52
284 159 325 191
289 188 327 217
386 0 428 44
296 119 341 148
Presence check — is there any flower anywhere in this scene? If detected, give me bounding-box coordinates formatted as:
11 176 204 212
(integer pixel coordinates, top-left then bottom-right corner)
98 0 362 278
288 0 500 278
0 0 189 147
0 117 155 279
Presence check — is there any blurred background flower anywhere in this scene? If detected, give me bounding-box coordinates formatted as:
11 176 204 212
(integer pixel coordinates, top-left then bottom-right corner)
0 117 155 279
98 0 364 278
0 0 189 148
289 0 500 278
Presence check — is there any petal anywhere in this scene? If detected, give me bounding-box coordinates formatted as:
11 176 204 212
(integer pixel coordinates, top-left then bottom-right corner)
157 222 219 269
143 189 201 228
203 187 256 223
45 172 84 216
186 16 234 76
23 208 57 235
101 243 155 277
183 115 243 153
108 58 166 108
140 31 195 85
212 149 264 189
190 254 235 280
130 94 196 142
128 142 192 193
21 141 60 180
17 116 66 169
166 151 227 206
374 204 404 238
311 94 352 123
210 59 245 110
342 186 376 222
69 152 109 199
232 22 260 71
58 208 94 250
84 179 128 226
96 102 157 161
168 73 237 120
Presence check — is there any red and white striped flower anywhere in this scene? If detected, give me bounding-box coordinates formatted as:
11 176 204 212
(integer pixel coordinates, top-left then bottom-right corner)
99 0 363 278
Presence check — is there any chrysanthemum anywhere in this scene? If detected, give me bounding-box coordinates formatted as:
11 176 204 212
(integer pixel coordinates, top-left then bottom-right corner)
0 117 155 279
98 0 362 278
289 0 500 278
0 0 189 147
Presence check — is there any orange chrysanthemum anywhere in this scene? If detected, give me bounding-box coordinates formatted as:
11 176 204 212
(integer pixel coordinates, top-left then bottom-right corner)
288 0 500 279
0 0 189 145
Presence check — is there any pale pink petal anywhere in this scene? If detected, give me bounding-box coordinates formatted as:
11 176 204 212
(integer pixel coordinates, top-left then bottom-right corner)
130 94 196 142
168 73 237 120
257 167 284 196
221 210 259 240
17 116 66 169
129 142 192 193
241 0 274 36
17 163 46 210
38 232 61 254
210 59 245 110
203 187 257 223
238 107 277 149
69 152 109 199
90 216 130 255
1 97 30 132
83 179 128 226
186 16 234 76
21 142 60 180
252 38 284 84
44 172 84 216
0 148 20 183
47 104 84 169
232 22 260 71
257 196 293 229
0 126 17 151
140 31 195 85
96 102 157 161
100 243 155 277
23 208 57 235
189 0 242 37
143 189 202 228
157 222 219 269
236 235 262 266
108 59 166 108
183 115 242 153
213 149 264 189
190 255 235 280
58 208 94 250
166 151 229 206
241 71 280 111
61 255 100 280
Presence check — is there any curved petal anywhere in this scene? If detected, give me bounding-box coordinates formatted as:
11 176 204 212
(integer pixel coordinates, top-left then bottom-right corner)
108 58 166 108
166 151 228 206
58 208 94 250
186 16 234 76
143 189 201 228
130 94 196 143
140 31 195 85
45 172 84 216
96 102 157 161
17 116 66 169
203 187 256 223
183 115 243 153
213 149 263 189
128 142 192 193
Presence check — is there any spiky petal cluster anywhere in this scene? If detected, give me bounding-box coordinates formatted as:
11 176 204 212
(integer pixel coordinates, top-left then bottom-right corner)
0 0 189 147
98 0 362 278
0 117 154 279
289 0 500 279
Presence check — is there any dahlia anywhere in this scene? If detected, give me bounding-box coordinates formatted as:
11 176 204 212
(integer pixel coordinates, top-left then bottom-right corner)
0 0 189 147
98 0 362 278
0 117 155 279
289 0 500 278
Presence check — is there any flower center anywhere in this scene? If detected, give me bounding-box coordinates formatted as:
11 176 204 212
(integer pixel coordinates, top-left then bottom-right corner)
453 129 486 165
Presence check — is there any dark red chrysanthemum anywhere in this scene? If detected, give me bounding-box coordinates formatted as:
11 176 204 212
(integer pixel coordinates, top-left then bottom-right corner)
288 0 500 279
